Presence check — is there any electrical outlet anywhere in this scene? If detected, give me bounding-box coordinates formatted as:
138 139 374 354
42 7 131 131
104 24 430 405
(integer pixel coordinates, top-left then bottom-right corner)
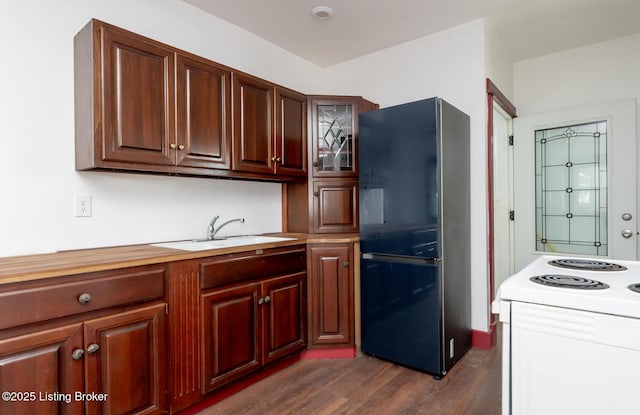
74 195 92 217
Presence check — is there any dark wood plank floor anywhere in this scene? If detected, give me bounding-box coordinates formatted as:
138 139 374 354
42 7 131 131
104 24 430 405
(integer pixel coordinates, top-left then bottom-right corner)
196 342 501 415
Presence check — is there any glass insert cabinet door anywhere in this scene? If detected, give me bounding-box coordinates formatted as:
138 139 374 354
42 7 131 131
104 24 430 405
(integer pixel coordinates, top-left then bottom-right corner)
310 98 358 177
535 121 608 256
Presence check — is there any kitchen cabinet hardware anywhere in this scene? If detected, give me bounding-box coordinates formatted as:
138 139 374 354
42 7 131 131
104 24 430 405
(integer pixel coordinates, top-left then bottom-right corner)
178 144 185 150
264 295 271 304
78 293 92 304
313 161 319 167
170 143 177 149
343 261 349 267
72 348 85 360
86 343 100 354
314 191 319 197
258 297 265 305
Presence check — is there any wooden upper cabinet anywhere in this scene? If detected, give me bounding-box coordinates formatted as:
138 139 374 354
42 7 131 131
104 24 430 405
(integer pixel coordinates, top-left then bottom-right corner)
94 21 176 166
275 87 307 177
312 179 359 233
232 76 307 178
175 53 232 169
232 73 274 175
309 97 359 178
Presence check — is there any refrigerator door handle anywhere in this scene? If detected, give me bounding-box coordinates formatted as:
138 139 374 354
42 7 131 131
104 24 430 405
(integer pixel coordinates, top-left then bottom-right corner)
362 252 441 265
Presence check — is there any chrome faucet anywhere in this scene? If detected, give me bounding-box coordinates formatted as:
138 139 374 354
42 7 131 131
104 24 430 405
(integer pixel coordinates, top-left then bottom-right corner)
207 216 245 240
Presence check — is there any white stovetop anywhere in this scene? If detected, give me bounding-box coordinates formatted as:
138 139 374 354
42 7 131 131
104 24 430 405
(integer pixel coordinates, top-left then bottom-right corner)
494 255 640 319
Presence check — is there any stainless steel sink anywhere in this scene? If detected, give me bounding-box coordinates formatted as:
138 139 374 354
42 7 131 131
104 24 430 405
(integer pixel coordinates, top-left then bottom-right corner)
150 235 296 251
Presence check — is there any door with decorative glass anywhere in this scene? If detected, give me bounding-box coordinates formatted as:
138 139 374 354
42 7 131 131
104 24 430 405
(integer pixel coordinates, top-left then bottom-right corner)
513 100 637 271
309 97 358 178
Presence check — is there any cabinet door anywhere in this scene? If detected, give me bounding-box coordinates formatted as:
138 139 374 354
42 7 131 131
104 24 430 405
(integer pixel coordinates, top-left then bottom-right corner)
308 244 354 346
201 283 262 393
232 73 274 174
100 24 175 165
83 304 166 415
176 54 232 169
262 272 307 364
309 97 358 178
275 87 307 177
312 179 359 233
0 324 84 415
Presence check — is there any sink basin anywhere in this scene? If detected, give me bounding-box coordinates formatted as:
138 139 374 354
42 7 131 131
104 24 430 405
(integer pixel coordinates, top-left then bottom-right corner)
150 235 296 251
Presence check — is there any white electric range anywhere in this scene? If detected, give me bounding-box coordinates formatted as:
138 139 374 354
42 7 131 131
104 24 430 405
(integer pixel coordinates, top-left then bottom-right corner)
492 256 640 415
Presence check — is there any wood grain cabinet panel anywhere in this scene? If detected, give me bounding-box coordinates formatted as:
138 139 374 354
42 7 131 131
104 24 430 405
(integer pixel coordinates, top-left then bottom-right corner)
307 244 354 347
83 304 166 415
275 87 307 177
176 54 232 169
201 283 261 393
0 324 85 415
95 22 176 166
232 73 274 175
312 179 359 233
263 272 306 364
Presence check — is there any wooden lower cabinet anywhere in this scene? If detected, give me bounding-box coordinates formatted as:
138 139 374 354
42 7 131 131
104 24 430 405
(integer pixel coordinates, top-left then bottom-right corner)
0 323 85 415
201 272 306 393
0 304 166 415
83 304 166 415
307 243 354 347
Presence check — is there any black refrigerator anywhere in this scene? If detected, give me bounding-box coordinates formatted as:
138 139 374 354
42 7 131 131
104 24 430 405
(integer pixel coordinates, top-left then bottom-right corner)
359 97 471 378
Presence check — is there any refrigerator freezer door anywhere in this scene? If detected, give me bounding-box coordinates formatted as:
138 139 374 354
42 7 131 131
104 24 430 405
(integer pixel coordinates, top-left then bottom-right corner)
360 256 443 375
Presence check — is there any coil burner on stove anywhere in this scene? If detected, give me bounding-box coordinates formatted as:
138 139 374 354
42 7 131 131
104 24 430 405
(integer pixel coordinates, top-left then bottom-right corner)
629 284 640 294
548 258 627 271
530 274 610 290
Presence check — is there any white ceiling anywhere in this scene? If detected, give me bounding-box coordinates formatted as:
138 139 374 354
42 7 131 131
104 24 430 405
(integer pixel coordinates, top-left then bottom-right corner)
182 0 640 68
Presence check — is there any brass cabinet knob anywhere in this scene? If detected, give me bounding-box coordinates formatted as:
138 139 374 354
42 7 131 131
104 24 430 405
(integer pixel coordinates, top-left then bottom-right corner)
71 349 84 360
87 343 100 355
78 293 92 304
178 144 185 150
264 295 271 304
170 143 177 149
276 157 282 163
271 157 277 162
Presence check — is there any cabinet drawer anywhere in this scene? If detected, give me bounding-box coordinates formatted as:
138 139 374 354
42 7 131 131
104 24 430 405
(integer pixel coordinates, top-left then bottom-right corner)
0 265 165 330
200 247 306 290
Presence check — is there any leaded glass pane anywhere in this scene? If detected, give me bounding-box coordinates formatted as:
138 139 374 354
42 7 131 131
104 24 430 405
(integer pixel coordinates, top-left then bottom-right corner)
535 121 607 256
317 104 354 172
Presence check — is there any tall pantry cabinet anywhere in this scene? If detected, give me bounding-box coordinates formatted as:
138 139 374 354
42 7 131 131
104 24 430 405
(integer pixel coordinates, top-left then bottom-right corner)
285 96 377 351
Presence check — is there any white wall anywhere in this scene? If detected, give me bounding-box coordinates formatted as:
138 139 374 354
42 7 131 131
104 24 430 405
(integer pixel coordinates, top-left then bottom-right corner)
514 33 640 115
0 0 323 256
485 23 514 101
323 20 491 332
